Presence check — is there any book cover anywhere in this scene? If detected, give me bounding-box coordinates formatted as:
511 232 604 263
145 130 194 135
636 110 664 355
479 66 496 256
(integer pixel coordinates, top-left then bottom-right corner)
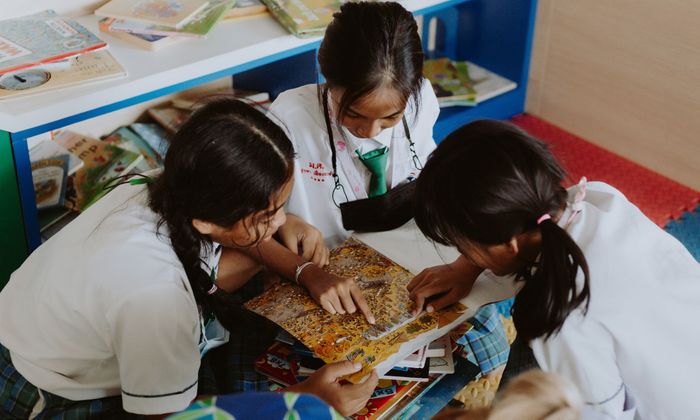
99 22 189 50
129 122 170 160
54 130 144 211
147 106 191 133
254 341 300 387
0 10 107 75
102 126 163 170
260 0 340 38
423 57 477 104
29 140 84 176
245 237 468 383
351 380 417 420
101 0 234 39
95 0 211 29
424 58 518 108
457 61 518 103
31 155 69 209
225 0 268 18
0 50 126 101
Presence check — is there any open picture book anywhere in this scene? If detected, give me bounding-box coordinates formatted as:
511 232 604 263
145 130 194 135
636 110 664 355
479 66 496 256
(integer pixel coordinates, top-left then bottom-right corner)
245 237 469 383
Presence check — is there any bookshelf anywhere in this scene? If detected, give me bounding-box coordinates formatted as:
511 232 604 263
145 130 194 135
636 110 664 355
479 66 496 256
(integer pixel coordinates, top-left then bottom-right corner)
0 0 538 286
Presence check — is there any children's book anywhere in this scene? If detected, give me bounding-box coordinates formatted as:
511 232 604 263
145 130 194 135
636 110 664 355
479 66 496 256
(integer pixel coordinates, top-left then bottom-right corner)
147 106 191 132
459 60 517 104
423 57 477 105
423 58 517 108
99 23 189 50
29 140 83 175
31 155 69 210
254 341 301 387
0 50 126 101
102 126 163 170
260 0 340 38
351 380 418 420
0 10 107 75
245 237 468 383
224 0 268 19
95 0 211 29
100 0 234 39
129 122 170 160
54 130 144 211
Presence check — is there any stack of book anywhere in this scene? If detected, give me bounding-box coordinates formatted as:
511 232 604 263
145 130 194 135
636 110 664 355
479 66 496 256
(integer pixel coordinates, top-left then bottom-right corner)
31 86 270 240
30 123 169 240
0 10 126 100
261 0 341 38
96 0 235 51
423 57 517 107
255 330 455 419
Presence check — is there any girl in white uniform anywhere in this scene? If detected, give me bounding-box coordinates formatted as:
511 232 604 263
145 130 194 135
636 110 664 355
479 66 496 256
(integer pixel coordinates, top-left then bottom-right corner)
408 120 700 419
259 1 439 320
0 99 376 418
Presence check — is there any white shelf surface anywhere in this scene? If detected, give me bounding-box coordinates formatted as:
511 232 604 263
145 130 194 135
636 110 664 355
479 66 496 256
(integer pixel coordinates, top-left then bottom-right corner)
0 0 461 134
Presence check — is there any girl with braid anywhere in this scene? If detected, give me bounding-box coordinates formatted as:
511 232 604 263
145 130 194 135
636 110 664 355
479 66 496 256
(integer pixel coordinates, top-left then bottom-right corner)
0 99 376 418
409 120 700 419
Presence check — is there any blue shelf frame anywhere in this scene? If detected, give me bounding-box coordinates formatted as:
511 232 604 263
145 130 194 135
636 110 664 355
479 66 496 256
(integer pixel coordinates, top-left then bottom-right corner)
0 0 538 284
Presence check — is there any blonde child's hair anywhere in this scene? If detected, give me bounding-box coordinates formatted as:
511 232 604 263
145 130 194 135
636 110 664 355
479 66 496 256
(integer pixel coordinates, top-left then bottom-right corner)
435 370 582 420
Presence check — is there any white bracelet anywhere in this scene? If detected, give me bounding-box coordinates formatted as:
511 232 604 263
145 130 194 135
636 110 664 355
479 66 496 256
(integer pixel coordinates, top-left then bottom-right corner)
294 261 314 285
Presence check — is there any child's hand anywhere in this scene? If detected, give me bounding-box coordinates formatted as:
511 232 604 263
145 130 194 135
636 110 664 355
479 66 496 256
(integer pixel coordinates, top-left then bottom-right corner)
407 255 483 315
299 266 376 324
277 214 330 267
287 361 379 416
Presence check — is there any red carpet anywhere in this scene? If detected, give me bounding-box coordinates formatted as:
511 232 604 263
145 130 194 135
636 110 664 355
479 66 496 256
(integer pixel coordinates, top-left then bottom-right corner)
512 115 700 227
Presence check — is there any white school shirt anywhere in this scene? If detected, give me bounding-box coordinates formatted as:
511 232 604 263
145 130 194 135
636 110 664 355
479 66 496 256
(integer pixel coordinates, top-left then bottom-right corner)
268 79 440 247
528 181 700 420
0 184 217 415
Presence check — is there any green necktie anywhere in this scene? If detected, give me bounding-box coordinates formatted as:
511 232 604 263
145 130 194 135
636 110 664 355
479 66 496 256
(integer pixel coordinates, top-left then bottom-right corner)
356 146 389 197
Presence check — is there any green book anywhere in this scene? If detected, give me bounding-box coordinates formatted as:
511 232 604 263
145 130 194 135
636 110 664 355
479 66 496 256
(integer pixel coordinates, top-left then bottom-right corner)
54 131 144 211
261 0 341 38
423 57 477 104
102 0 235 38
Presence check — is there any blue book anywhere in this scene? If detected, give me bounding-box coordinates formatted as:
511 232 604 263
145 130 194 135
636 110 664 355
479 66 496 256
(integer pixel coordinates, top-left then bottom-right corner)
130 123 170 160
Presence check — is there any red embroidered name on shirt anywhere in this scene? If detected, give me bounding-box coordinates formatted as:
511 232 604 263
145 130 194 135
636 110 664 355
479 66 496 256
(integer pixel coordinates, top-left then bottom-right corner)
303 162 331 182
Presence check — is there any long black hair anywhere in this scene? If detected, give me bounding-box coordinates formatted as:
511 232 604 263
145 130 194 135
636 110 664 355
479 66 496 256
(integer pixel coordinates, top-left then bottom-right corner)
318 1 424 123
414 120 590 342
148 98 294 322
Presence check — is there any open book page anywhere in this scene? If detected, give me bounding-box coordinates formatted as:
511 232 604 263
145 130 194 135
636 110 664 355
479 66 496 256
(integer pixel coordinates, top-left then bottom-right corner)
245 237 468 383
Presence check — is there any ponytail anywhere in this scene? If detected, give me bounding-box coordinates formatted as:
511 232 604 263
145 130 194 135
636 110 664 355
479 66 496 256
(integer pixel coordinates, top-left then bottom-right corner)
415 120 591 342
512 219 590 342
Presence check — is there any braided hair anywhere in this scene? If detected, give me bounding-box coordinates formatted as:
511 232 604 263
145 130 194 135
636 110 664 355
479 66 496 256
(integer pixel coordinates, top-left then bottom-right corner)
148 98 294 323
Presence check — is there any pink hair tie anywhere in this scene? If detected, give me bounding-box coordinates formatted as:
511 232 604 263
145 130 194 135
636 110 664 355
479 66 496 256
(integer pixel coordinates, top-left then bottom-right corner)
537 214 552 225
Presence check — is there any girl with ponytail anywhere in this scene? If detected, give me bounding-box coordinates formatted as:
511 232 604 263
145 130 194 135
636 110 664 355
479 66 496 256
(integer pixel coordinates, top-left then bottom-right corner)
409 120 700 419
0 99 377 418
